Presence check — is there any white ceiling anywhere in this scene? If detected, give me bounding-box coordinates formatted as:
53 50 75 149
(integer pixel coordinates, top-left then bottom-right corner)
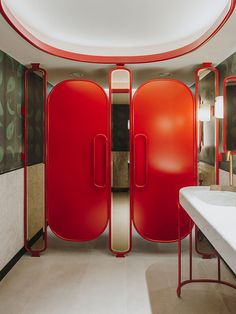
0 0 236 88
2 0 230 56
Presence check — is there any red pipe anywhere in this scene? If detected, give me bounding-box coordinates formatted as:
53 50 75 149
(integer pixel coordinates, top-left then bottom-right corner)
24 63 48 256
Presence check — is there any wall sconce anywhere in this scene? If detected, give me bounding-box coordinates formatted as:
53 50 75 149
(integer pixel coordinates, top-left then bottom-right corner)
215 96 224 119
198 102 211 121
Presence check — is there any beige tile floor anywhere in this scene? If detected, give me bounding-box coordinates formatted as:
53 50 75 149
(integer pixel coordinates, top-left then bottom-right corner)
0 228 236 314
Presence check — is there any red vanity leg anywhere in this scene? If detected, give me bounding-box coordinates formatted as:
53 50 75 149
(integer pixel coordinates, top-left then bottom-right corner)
177 204 236 297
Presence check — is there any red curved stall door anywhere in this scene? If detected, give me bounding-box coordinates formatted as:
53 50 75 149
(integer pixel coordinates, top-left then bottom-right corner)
47 80 110 241
132 79 196 242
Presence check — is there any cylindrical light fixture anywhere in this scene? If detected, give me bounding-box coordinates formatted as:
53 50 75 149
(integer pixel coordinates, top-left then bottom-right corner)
198 102 211 121
215 96 224 119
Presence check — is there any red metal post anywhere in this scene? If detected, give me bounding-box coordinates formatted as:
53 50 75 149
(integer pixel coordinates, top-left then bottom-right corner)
195 63 220 258
189 218 193 281
177 203 182 297
109 65 132 256
24 63 48 256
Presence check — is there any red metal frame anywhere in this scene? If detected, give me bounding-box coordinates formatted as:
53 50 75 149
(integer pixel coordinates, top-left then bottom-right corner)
131 79 197 243
109 66 132 256
23 63 48 256
223 76 236 155
46 79 110 242
177 203 236 297
0 0 235 64
195 63 220 258
133 134 148 189
195 62 220 183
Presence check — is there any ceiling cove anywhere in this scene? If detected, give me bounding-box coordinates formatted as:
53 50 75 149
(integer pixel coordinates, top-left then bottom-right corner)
0 0 235 64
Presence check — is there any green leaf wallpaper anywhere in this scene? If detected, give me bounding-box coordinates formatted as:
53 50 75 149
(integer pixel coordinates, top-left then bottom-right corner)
0 49 51 174
0 50 24 174
1 46 236 175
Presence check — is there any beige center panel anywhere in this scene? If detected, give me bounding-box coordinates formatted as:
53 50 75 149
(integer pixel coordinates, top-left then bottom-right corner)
111 192 130 253
27 163 45 241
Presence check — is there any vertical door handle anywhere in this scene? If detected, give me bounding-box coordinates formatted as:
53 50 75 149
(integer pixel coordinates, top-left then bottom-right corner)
134 134 148 188
93 134 108 188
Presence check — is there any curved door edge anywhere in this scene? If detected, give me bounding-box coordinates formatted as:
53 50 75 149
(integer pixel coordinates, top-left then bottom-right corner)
131 79 197 242
46 80 111 242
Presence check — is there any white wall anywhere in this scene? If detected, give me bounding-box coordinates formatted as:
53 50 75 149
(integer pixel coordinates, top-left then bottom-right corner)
219 168 236 185
0 169 24 270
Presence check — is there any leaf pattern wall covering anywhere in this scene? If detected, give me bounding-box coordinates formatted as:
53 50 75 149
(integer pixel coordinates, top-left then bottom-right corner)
0 50 24 174
0 49 51 174
1 47 236 174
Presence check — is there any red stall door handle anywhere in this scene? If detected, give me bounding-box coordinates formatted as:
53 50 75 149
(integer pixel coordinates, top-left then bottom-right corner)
134 134 148 188
93 134 108 188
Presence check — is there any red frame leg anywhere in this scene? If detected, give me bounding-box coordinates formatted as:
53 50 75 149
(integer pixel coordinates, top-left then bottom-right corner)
177 204 236 297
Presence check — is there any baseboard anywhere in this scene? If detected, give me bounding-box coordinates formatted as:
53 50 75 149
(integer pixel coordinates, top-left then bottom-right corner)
0 228 44 282
27 228 44 247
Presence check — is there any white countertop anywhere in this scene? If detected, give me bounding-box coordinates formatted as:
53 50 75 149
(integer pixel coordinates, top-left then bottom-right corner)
180 186 236 274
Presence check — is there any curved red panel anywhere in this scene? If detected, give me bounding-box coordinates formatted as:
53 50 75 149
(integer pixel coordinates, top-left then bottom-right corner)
131 79 196 242
47 80 110 241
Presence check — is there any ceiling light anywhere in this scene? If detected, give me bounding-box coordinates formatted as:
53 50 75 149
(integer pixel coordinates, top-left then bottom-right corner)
215 96 224 119
159 72 173 78
198 103 211 121
70 72 84 78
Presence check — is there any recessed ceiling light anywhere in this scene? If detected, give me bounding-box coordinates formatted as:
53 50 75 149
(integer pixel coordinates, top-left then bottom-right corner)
70 72 84 78
159 72 173 78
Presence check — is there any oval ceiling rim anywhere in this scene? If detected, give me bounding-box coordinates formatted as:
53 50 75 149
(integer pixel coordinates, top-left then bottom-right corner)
0 0 235 64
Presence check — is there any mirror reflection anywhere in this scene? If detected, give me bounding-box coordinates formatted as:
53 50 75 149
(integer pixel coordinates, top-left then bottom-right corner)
25 69 46 253
197 69 217 256
110 68 131 254
225 79 236 152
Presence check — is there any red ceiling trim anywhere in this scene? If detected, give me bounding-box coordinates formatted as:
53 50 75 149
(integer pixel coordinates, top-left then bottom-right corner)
0 1 235 64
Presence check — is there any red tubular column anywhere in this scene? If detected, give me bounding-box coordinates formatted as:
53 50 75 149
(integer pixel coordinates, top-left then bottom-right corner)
24 63 48 256
195 63 219 258
109 65 132 256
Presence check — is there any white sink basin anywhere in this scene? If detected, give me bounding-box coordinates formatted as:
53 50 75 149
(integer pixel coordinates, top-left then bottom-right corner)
180 186 236 274
194 190 236 207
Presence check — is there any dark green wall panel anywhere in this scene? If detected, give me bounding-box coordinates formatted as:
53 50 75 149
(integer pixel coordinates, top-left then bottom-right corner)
0 49 51 174
0 50 24 174
26 72 44 166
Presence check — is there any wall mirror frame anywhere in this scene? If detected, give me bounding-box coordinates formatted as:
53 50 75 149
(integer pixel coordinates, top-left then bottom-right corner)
195 62 219 258
109 65 132 256
223 76 236 155
24 63 47 256
196 62 220 184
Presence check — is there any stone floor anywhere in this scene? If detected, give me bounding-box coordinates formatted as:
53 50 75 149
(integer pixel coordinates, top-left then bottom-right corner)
0 228 235 314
